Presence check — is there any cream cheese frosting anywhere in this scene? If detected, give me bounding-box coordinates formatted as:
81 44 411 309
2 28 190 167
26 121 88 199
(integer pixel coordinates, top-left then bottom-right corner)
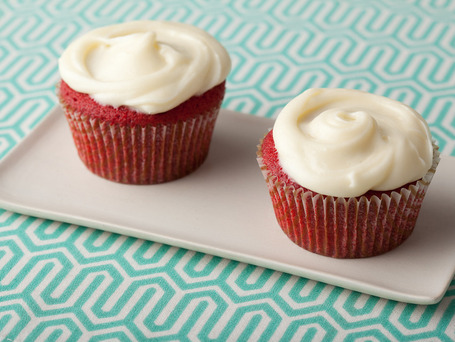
273 88 434 197
58 21 231 114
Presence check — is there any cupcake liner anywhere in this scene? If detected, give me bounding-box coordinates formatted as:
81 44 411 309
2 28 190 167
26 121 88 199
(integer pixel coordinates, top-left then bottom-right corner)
62 104 219 184
257 139 440 258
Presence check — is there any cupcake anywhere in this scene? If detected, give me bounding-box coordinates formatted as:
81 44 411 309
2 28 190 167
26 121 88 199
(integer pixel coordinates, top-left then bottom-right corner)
257 88 439 258
58 21 231 184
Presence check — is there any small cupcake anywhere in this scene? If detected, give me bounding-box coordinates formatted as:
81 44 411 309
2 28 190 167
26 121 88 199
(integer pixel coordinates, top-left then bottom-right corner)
257 88 439 258
58 21 231 184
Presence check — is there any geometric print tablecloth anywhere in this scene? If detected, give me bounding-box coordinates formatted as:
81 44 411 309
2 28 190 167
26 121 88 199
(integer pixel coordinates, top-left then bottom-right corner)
1 0 455 340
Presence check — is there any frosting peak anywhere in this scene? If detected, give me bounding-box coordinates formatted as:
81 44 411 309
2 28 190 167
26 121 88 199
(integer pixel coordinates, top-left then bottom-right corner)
273 88 434 197
58 21 231 114
86 32 167 82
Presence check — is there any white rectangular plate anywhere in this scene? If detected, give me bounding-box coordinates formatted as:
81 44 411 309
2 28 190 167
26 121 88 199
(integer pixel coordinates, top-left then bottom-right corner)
1 107 454 304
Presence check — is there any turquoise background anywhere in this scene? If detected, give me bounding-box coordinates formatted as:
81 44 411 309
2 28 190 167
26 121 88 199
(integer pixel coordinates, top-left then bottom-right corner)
1 0 455 340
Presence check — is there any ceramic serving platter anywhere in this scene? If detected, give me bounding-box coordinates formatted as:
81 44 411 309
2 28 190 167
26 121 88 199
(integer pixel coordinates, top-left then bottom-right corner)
0 107 454 305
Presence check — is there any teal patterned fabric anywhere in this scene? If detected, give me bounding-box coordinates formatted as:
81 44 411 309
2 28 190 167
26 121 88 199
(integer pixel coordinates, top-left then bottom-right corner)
1 0 455 340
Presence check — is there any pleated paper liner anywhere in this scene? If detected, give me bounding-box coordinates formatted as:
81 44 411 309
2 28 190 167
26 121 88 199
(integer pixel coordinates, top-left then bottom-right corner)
61 105 219 185
257 138 440 259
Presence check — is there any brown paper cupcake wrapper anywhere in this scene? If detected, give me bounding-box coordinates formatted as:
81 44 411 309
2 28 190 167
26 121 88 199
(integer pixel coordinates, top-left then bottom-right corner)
257 139 440 258
63 106 220 184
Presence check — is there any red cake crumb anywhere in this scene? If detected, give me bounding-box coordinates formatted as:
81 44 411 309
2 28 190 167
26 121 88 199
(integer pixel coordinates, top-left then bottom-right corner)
58 80 226 126
258 130 432 258
261 130 418 200
58 79 226 184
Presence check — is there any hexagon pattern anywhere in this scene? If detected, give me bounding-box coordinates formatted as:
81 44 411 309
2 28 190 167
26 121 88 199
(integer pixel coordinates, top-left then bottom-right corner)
1 0 454 340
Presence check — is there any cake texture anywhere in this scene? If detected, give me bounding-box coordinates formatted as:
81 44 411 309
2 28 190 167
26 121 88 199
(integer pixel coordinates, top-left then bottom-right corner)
58 80 225 184
57 21 231 184
257 88 439 258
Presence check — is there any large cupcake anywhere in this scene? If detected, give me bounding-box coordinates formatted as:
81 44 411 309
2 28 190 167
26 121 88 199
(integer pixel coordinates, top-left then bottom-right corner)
58 21 231 184
257 88 439 258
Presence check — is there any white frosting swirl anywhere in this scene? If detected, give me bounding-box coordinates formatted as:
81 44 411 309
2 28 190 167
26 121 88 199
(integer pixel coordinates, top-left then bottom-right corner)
273 88 434 197
58 21 231 114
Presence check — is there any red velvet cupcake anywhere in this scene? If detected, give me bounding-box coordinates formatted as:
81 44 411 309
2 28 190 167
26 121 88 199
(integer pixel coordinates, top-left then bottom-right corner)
57 21 231 184
257 88 439 258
